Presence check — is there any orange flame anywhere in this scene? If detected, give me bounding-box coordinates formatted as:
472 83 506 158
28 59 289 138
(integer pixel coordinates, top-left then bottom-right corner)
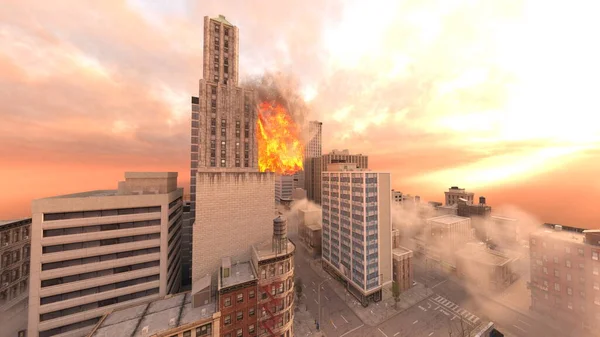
257 102 304 175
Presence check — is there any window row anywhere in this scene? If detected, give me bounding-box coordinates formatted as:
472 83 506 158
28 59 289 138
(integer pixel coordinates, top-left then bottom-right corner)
43 219 160 237
41 260 160 287
42 247 160 271
44 207 161 221
42 233 160 254
0 225 30 246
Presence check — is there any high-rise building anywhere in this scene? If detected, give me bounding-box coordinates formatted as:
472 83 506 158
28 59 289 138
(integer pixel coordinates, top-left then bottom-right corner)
181 200 193 287
188 15 260 286
275 175 294 204
529 225 600 330
444 186 474 206
1 218 31 337
298 121 322 197
310 149 368 204
321 163 392 306
28 172 183 337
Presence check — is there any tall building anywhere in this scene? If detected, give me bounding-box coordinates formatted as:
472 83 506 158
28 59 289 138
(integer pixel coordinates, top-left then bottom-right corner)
1 218 31 337
299 121 322 197
181 200 193 287
275 175 294 204
444 186 474 206
28 172 183 337
321 163 392 306
310 149 368 204
529 225 600 330
189 15 260 286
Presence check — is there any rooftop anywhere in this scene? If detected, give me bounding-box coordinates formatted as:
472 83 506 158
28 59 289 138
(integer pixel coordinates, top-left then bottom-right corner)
456 243 513 266
254 239 296 262
393 246 413 257
48 190 118 199
0 218 30 227
427 214 470 225
212 14 233 26
491 215 517 222
220 261 256 290
307 224 322 231
90 292 215 337
531 228 586 244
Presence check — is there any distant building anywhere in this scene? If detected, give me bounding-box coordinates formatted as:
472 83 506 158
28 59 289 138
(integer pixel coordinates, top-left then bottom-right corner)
457 197 492 241
392 247 414 293
182 200 193 287
444 187 474 206
0 218 31 337
310 149 368 204
392 229 401 249
528 225 600 331
488 215 520 245
298 121 323 194
275 175 294 204
415 215 473 270
28 172 184 337
89 291 219 337
435 204 458 216
391 190 403 204
321 163 392 306
456 242 520 291
291 188 307 201
298 207 322 257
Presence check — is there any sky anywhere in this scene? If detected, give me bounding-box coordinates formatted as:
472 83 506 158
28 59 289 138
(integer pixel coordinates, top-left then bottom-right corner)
0 0 599 228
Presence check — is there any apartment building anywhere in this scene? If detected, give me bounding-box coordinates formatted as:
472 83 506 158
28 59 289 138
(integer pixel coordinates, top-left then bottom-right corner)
392 247 413 293
456 242 519 291
391 190 402 204
444 187 474 206
29 172 183 337
321 163 392 306
1 218 31 337
310 150 368 204
529 225 600 330
217 259 258 337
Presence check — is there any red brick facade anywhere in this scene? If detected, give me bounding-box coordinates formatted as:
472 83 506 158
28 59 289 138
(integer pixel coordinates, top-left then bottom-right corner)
219 283 258 337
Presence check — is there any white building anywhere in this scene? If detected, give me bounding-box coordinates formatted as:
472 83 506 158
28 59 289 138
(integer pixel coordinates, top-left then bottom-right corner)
321 163 392 306
28 172 183 337
275 174 295 204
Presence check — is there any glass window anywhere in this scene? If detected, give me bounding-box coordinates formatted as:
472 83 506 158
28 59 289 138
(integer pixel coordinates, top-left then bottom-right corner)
237 311 243 321
225 297 231 307
249 290 255 298
237 293 243 303
236 329 243 337
224 315 231 325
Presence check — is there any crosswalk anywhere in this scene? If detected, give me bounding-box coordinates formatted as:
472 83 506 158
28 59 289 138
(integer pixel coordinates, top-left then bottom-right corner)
431 295 480 325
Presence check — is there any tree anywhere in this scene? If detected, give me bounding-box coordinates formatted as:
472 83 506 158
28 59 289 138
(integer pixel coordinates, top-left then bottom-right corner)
295 278 303 301
391 281 400 309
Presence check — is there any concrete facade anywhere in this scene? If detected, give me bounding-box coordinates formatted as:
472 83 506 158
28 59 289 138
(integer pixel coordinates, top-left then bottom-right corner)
0 218 32 337
444 187 474 206
321 164 392 306
192 171 276 288
275 175 294 204
310 150 368 205
392 247 413 293
415 215 472 270
29 172 183 337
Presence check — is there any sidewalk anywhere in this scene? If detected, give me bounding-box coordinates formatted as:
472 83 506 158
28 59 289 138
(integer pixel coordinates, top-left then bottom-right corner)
294 302 326 337
307 258 432 326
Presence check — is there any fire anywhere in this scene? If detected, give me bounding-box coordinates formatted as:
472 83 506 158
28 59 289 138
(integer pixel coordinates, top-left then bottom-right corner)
257 102 304 175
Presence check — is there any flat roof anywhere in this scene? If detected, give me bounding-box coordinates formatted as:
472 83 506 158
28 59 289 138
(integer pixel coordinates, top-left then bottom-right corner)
531 228 586 245
48 190 118 199
0 218 30 227
254 240 295 261
124 172 178 179
491 215 517 222
91 292 215 337
393 247 413 256
427 214 470 225
220 261 256 289
307 224 322 231
456 243 512 266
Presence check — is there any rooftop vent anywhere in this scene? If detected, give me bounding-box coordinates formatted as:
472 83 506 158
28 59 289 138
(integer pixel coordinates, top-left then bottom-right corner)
169 318 176 327
555 225 563 231
201 308 207 315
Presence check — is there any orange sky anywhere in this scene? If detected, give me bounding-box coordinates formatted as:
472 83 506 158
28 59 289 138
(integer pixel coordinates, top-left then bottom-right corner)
0 0 599 228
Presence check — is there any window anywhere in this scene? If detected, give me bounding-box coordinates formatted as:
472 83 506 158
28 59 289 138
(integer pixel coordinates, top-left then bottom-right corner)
249 324 255 333
578 248 584 256
543 280 549 289
565 246 571 253
542 242 546 248
554 283 560 292
594 266 599 276
236 311 243 321
183 331 191 337
236 329 243 337
224 315 231 325
237 293 244 303
249 290 255 298
568 302 573 310
543 267 548 274
567 273 572 281
225 297 231 307
593 251 599 261
249 307 255 316
567 287 573 295
278 264 283 274
595 282 600 290
554 269 559 277
531 238 536 245
553 257 559 264
196 324 212 336
277 283 284 294
566 260 571 268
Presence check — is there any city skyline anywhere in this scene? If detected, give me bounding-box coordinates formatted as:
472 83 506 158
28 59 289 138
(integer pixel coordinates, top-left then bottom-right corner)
2 0 600 230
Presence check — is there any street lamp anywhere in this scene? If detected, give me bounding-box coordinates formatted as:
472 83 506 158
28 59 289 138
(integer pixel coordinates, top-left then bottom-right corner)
317 277 331 330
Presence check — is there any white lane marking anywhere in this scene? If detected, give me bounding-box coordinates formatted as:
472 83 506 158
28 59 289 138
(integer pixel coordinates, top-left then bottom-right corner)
429 332 434 336
432 280 447 289
451 304 459 310
378 328 389 337
440 309 450 316
518 319 532 326
340 324 364 337
314 299 319 304
418 305 427 312
331 320 337 329
303 284 307 288
312 288 317 293
394 333 400 337
451 316 456 321
472 318 480 324
325 295 330 301
341 314 349 323
302 294 307 299
312 281 316 285
413 320 419 324
513 325 527 333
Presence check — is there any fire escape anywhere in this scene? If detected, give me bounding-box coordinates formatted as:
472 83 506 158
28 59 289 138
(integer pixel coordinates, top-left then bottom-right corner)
259 282 286 337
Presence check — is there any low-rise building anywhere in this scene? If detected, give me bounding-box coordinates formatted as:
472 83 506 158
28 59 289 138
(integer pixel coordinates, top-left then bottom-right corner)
0 218 31 337
487 216 520 245
218 259 258 337
456 242 519 291
415 215 472 270
444 187 474 206
392 247 413 293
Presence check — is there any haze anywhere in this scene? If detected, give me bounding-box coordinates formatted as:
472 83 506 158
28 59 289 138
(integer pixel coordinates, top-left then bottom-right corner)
1 0 599 228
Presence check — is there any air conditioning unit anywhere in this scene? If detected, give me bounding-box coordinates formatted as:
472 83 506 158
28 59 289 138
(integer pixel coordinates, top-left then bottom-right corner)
168 318 176 327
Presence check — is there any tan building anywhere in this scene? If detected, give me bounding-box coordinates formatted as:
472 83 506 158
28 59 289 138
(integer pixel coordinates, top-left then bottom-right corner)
392 247 413 293
298 207 322 257
309 149 368 204
1 218 31 337
529 225 600 330
275 175 294 204
391 190 402 204
88 291 219 337
415 215 472 270
444 187 474 206
300 121 323 196
488 215 520 245
28 172 184 337
456 242 519 291
321 163 392 305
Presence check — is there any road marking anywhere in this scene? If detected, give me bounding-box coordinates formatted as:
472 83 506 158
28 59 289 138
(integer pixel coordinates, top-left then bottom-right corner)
340 325 364 337
314 299 318 304
302 294 307 298
472 318 480 324
394 333 400 336
418 305 427 312
451 316 456 321
378 328 389 337
432 279 447 289
325 295 330 301
429 332 434 336
312 281 316 286
440 309 450 316
413 320 419 325
518 319 532 326
331 320 337 329
312 288 316 293
451 304 459 310
303 284 307 288
427 303 432 308
341 315 349 323
513 325 527 333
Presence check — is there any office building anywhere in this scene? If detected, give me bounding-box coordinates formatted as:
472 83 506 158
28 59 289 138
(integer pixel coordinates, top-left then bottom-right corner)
1 218 31 337
456 242 519 291
89 291 219 337
415 215 472 270
181 201 193 287
298 207 322 257
311 150 368 204
300 121 323 194
392 247 413 293
321 163 392 306
444 186 474 206
391 190 402 204
275 175 294 204
529 225 600 330
28 172 183 337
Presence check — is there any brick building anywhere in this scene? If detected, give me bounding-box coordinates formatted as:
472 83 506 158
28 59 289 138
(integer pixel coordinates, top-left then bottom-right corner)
392 247 413 293
0 218 31 337
529 225 600 330
456 242 519 291
218 259 258 337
